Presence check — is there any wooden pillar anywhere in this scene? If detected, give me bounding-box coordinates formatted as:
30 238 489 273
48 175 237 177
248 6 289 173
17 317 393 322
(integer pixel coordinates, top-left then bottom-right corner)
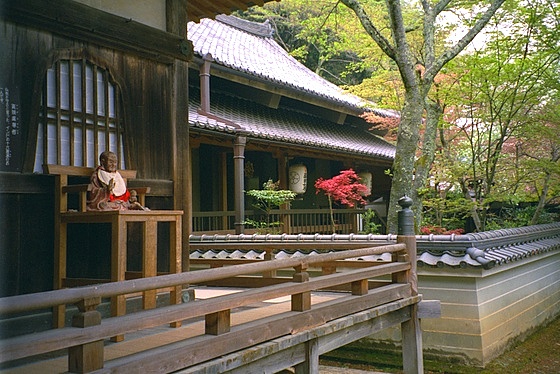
167 0 191 272
277 153 291 233
53 174 67 328
221 152 228 230
397 196 423 374
295 338 319 374
199 54 213 112
233 135 246 234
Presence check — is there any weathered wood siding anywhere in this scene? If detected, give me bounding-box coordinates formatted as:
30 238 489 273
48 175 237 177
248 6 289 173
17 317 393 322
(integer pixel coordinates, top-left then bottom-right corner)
0 10 180 296
1 22 175 180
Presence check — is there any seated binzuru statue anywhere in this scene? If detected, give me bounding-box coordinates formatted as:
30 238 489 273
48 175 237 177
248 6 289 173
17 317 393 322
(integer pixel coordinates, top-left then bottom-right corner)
87 151 148 211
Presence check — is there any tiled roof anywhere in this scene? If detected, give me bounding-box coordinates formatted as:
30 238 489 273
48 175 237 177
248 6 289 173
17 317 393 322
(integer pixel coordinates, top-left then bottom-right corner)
189 88 396 161
189 223 560 270
188 15 395 118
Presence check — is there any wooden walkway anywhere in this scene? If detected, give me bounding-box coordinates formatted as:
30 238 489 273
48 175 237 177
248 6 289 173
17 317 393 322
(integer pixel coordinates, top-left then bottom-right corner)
2 288 382 373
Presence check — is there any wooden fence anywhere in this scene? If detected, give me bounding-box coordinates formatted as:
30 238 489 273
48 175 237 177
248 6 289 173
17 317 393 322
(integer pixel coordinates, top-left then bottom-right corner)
192 208 366 235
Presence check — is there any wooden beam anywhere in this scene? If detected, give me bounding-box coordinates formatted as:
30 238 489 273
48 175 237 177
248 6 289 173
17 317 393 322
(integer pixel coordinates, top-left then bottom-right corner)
5 0 192 62
206 303 411 373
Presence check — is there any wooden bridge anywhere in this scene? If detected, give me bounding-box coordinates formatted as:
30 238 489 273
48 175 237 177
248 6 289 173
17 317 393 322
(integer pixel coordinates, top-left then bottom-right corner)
0 200 438 373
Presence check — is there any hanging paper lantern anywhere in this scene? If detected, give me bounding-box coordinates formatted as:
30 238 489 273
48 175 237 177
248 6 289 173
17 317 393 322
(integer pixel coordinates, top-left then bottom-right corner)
358 172 372 195
289 164 307 194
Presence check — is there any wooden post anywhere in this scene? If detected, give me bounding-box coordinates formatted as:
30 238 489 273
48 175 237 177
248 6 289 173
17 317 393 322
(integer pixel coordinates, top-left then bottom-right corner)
142 220 157 310
68 297 103 373
295 337 319 374
166 0 191 274
53 174 67 328
397 196 423 374
351 279 369 295
262 250 276 278
169 215 182 328
291 264 311 312
205 310 231 335
110 214 126 342
321 264 336 275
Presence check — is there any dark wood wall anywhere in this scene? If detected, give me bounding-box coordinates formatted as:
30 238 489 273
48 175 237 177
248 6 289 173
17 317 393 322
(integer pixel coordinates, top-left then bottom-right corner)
0 15 179 296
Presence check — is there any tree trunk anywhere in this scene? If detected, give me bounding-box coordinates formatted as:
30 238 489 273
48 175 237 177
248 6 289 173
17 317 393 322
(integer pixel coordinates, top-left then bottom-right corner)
387 91 424 233
531 171 551 225
327 195 336 234
410 97 442 230
340 0 507 233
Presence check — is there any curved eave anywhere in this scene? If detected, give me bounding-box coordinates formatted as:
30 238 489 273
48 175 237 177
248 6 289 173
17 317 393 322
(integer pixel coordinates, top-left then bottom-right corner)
187 1 278 23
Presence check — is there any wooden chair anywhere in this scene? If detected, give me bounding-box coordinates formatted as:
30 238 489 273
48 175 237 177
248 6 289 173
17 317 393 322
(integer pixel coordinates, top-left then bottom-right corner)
45 165 183 341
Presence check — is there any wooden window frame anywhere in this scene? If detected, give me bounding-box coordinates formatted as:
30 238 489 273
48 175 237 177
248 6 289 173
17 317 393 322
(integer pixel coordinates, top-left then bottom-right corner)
34 58 125 172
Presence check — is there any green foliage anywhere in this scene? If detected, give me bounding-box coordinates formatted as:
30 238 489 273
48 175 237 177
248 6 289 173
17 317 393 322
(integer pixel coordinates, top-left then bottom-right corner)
485 205 558 230
421 189 472 233
242 219 283 232
427 0 560 231
238 0 559 232
245 179 297 234
246 179 297 210
360 209 381 234
235 0 395 87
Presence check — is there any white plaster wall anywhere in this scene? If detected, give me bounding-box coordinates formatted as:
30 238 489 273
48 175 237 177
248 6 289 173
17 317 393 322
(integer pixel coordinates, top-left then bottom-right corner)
419 271 485 364
74 0 166 30
359 251 560 367
475 252 560 364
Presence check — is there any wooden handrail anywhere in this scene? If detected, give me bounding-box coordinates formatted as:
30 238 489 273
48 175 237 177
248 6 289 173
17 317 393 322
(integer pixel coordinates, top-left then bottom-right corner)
44 164 137 179
0 241 418 372
0 243 405 315
1 262 412 363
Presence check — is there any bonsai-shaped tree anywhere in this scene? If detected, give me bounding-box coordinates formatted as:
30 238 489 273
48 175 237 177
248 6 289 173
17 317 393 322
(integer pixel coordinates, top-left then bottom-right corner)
245 179 297 234
315 169 370 233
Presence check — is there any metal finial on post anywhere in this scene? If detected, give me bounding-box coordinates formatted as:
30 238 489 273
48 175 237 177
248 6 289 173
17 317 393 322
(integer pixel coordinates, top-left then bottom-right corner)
397 195 414 236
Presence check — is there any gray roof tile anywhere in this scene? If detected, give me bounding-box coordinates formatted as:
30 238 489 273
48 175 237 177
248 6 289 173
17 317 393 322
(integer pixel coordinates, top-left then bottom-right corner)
189 223 560 269
187 15 397 161
188 15 395 117
189 88 396 160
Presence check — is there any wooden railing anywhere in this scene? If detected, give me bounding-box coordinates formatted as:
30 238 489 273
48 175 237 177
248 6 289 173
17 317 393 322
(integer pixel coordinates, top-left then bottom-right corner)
0 242 421 373
0 197 428 373
192 208 366 235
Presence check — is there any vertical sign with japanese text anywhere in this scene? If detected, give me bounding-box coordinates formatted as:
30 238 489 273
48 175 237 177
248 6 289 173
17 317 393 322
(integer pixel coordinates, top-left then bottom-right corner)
0 86 22 171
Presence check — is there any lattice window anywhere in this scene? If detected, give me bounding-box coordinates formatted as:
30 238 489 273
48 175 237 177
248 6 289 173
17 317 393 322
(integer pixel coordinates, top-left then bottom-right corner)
34 59 125 172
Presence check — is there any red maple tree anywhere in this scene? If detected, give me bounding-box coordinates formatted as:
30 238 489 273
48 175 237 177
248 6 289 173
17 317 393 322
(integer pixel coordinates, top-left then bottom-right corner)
315 169 370 233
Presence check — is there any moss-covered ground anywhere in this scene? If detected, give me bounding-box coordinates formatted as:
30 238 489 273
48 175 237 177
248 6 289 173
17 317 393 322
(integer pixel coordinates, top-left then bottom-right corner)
319 314 560 373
